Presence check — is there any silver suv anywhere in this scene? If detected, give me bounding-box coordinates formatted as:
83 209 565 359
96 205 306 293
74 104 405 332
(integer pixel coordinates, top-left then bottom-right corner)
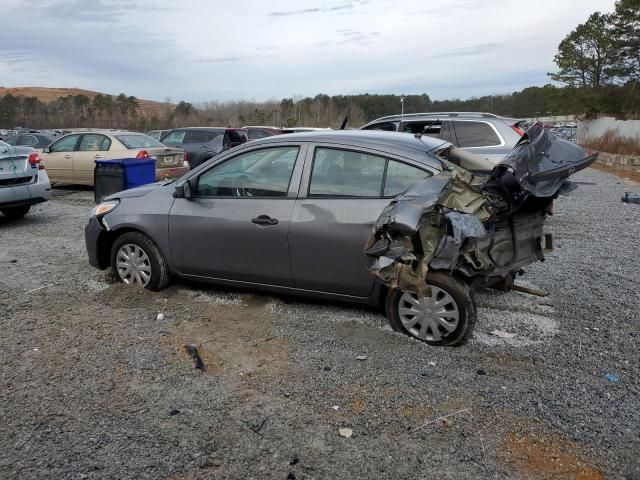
361 112 524 165
0 141 51 218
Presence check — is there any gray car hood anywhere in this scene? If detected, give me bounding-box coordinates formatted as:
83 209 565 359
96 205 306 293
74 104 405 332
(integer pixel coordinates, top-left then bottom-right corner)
104 182 165 201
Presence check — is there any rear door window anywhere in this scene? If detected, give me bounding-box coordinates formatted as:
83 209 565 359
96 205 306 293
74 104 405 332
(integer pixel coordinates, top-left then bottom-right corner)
309 148 386 197
383 160 432 197
452 121 501 147
79 134 111 151
185 130 222 143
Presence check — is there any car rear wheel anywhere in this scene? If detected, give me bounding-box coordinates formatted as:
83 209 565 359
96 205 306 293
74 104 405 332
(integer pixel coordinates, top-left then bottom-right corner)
110 232 170 291
386 272 476 346
1 205 30 218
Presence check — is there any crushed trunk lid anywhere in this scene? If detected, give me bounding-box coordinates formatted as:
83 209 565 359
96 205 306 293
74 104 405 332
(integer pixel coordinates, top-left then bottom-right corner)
364 123 597 296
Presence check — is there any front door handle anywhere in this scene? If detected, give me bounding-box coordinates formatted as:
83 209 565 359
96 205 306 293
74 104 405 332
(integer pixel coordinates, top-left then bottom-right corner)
64 154 71 159
94 154 103 159
251 215 278 226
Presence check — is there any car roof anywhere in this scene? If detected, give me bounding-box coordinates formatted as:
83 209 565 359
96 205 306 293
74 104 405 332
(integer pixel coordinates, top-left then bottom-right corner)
62 130 140 136
369 112 506 121
169 127 238 132
246 130 449 168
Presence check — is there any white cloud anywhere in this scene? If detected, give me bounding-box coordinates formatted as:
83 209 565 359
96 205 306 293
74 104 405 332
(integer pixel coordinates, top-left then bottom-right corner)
0 0 616 102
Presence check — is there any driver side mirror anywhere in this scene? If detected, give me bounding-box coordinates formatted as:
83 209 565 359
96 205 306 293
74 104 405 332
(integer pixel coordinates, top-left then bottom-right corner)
43 146 51 153
174 179 193 199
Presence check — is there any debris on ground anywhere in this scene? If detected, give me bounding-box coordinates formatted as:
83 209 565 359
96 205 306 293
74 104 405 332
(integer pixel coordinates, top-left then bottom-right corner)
331 405 340 411
183 344 206 370
25 284 54 294
621 192 640 204
490 330 516 339
428 361 436 367
338 428 353 438
169 409 180 416
605 373 620 382
156 313 165 321
289 454 299 466
355 355 367 361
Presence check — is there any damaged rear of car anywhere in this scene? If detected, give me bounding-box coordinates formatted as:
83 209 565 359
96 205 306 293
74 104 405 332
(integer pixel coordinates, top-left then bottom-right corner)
365 123 598 346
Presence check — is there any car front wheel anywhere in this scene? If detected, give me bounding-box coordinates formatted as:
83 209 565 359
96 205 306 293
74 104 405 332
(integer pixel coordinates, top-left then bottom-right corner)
386 272 476 347
110 232 170 291
1 205 30 218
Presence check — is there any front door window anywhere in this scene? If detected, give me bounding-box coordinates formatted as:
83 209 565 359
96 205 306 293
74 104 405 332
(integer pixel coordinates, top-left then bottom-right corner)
196 146 299 197
50 135 80 152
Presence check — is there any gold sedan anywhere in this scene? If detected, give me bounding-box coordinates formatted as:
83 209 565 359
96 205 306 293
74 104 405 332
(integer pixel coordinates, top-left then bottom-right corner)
41 131 189 185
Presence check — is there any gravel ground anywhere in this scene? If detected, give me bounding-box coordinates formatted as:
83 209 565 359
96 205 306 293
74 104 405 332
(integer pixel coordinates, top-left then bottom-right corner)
0 169 638 480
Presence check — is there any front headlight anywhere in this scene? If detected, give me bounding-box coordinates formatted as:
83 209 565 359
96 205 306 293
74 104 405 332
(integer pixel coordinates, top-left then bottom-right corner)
91 200 119 218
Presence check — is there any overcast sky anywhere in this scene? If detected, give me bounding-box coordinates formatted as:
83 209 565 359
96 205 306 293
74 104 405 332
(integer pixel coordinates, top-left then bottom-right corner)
1 0 615 103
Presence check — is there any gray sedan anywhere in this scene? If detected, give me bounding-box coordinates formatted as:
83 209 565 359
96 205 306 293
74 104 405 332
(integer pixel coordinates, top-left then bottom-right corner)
85 129 593 346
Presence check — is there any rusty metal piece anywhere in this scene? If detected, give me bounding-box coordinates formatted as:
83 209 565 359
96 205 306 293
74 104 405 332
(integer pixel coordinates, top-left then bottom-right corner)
510 283 550 297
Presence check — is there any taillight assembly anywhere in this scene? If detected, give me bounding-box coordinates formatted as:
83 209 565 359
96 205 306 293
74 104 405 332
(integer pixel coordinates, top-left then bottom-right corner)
136 150 149 159
511 125 525 136
28 152 45 170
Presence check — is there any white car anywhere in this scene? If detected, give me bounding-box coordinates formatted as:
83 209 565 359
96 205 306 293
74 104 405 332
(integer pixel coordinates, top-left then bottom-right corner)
0 141 51 218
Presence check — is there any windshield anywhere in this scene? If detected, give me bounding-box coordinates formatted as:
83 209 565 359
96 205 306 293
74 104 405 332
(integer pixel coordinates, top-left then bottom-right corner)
116 134 165 149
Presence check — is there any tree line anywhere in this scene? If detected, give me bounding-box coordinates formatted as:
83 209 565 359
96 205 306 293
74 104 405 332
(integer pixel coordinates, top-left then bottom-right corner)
1 0 638 131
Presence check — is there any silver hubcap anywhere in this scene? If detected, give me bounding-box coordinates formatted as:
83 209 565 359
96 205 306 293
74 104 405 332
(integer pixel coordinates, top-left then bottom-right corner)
398 287 460 341
116 244 152 287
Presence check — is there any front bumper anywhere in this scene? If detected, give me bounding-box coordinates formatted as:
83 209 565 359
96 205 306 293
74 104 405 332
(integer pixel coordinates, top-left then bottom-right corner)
85 215 107 269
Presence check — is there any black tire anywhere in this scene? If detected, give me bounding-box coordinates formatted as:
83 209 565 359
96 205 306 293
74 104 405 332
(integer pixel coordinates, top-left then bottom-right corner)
110 231 170 291
386 272 476 347
1 205 30 218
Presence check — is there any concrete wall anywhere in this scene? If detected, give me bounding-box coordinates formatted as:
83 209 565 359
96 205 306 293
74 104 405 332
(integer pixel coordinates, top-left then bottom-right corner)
594 151 640 172
578 116 640 143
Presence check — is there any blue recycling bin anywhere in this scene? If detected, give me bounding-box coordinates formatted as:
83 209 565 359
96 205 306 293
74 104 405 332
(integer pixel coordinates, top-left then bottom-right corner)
94 158 156 203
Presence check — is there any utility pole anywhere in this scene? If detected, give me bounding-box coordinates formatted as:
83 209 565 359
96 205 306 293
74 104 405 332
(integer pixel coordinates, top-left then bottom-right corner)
400 97 405 118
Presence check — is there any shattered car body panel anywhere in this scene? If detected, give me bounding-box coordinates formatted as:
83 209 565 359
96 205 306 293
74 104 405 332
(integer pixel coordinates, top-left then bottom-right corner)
365 123 598 296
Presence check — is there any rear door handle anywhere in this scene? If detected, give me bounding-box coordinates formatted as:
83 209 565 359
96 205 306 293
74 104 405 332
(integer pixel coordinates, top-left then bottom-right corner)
251 215 278 225
94 154 103 159
64 154 71 159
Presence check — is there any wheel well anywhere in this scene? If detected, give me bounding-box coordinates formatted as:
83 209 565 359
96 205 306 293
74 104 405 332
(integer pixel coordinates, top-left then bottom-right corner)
96 227 147 269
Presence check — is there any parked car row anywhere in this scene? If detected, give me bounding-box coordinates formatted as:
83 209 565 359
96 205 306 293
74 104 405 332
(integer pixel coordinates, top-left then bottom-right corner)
1 112 524 210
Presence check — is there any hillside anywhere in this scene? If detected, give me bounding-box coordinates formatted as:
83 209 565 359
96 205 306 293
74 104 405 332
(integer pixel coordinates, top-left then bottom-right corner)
0 86 174 117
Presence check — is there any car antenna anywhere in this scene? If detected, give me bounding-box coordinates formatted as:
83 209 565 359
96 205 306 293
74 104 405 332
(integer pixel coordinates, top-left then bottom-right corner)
339 114 349 130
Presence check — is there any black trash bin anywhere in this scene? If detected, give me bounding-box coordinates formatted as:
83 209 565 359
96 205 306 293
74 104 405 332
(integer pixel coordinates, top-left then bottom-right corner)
94 159 156 203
